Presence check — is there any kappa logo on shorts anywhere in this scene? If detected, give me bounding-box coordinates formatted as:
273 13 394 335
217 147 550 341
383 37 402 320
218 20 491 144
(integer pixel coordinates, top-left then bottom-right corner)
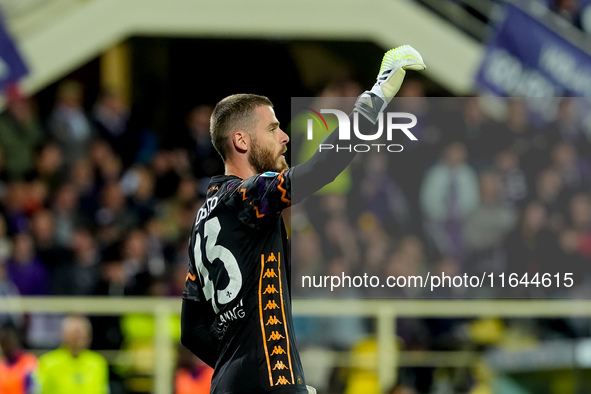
264 300 279 310
276 376 290 385
263 268 277 278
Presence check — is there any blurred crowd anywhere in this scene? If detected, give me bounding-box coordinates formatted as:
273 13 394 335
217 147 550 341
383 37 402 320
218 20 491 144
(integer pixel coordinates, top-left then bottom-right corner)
541 0 591 33
289 81 591 393
417 0 591 39
293 85 591 301
0 75 590 394
0 80 219 300
0 80 219 393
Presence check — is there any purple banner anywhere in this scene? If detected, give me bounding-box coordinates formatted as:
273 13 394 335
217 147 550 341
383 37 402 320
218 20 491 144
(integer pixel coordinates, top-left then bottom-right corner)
0 13 27 92
476 3 591 97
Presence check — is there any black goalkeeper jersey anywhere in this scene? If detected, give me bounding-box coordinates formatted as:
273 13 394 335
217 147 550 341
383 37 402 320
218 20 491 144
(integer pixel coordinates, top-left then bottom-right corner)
183 169 307 394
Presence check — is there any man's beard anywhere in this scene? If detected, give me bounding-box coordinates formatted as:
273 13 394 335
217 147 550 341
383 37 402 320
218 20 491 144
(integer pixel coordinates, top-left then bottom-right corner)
248 139 288 174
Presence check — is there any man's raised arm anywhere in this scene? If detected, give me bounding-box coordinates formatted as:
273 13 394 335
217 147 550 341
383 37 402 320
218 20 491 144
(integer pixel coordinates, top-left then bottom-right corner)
291 45 425 202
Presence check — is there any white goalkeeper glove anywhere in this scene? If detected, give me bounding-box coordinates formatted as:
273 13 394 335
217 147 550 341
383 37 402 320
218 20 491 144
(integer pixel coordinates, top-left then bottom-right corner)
355 45 426 124
306 385 317 394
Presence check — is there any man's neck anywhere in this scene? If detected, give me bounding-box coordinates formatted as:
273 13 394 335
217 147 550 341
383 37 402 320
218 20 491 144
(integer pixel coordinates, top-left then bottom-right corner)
224 161 255 180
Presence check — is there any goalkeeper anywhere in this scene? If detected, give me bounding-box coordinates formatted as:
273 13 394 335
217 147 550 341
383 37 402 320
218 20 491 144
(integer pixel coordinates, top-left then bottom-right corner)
181 46 425 394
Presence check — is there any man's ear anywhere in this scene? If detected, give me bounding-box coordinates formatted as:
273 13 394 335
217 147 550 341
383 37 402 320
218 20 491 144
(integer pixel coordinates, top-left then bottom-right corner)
231 131 249 154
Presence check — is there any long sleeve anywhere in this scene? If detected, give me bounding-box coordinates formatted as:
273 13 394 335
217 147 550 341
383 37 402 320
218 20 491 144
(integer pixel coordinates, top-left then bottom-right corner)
291 113 374 203
180 298 219 368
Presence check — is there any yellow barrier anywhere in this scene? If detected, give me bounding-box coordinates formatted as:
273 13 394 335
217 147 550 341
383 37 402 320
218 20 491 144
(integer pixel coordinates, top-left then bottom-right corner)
1 297 590 393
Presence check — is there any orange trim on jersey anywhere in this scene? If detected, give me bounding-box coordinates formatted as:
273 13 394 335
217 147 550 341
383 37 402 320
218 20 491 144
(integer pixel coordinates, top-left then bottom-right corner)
277 252 295 384
241 188 248 201
254 206 265 218
186 272 196 282
277 171 291 206
259 254 274 386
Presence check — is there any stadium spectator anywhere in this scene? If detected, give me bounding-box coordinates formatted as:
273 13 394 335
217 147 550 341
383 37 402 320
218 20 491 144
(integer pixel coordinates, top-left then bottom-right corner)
52 227 100 296
68 158 100 221
0 324 38 394
455 96 496 171
174 344 213 394
0 85 44 180
320 195 361 267
546 98 585 145
492 148 529 207
500 98 546 175
91 88 135 166
150 149 185 200
94 253 130 310
420 142 479 262
90 248 126 352
22 179 47 219
158 176 200 243
30 209 70 289
504 201 559 288
0 262 20 327
534 167 568 231
121 228 162 295
550 0 583 30
555 228 588 294
169 262 189 297
180 105 224 184
122 166 157 226
568 193 591 233
567 193 591 263
550 142 591 194
358 151 411 237
356 213 389 276
89 140 123 186
2 182 31 235
94 181 137 245
38 315 109 394
48 81 95 167
50 183 83 247
0 148 10 198
28 142 64 195
463 172 517 275
0 216 12 261
384 235 426 297
6 233 48 296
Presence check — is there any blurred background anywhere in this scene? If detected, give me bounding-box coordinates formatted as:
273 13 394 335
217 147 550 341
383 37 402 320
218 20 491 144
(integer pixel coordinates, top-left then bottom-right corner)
0 0 590 393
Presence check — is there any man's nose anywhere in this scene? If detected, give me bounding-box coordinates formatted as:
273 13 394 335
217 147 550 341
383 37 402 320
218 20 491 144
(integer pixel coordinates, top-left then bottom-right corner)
280 128 289 144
